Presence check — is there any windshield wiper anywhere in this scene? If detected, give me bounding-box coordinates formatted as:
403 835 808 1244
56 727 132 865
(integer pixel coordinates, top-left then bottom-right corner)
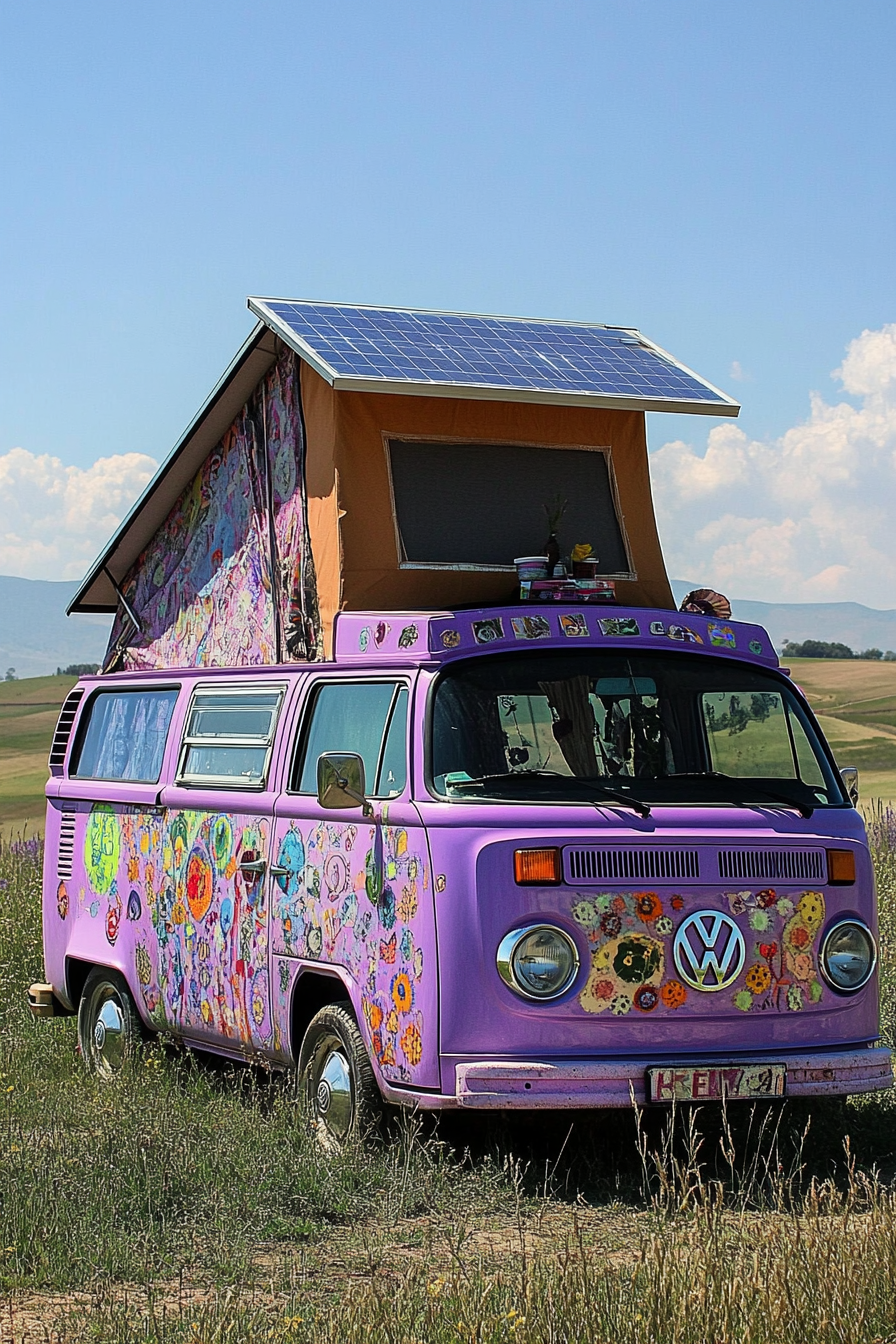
667 772 813 818
448 770 651 818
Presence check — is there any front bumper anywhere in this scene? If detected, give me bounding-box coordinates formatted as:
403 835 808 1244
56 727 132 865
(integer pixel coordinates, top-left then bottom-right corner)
453 1045 893 1108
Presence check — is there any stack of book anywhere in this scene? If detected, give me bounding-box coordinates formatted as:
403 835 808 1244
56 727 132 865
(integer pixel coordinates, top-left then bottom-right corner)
519 578 617 603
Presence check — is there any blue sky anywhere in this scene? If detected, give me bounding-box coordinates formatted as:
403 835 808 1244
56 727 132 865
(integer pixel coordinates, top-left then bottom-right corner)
1 1 894 602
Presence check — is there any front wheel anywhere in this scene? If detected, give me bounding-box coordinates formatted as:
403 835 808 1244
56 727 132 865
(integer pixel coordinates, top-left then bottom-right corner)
77 968 144 1077
298 1002 383 1147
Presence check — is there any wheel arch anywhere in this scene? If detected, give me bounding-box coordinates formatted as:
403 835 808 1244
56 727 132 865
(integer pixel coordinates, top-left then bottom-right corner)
288 967 362 1064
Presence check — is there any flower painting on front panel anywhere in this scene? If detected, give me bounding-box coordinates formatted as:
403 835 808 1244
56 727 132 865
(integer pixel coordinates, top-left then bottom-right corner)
572 886 827 1018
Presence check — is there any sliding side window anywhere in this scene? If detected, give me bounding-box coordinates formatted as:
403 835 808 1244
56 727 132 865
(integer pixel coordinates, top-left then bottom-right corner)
177 686 286 788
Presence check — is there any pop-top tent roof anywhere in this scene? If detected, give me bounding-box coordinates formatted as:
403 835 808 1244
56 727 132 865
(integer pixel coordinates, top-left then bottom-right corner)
70 299 739 615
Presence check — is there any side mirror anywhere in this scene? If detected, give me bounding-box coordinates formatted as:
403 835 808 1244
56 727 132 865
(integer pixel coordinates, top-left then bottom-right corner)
840 766 859 806
317 752 370 813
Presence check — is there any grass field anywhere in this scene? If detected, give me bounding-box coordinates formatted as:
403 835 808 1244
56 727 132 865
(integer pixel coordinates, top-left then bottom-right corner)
1 823 895 1341
0 676 75 832
786 657 896 806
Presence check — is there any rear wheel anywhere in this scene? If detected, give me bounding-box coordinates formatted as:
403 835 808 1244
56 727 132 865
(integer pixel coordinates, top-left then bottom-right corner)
298 1002 383 1147
77 968 144 1077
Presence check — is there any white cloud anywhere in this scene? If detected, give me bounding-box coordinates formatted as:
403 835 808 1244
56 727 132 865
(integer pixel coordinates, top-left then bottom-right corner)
651 323 896 607
0 448 158 581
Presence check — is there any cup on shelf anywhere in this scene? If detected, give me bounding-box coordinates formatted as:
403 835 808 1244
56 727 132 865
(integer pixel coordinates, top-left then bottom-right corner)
514 556 550 581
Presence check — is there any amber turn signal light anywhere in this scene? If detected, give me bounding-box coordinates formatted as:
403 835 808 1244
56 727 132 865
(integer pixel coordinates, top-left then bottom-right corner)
826 849 856 885
514 847 562 885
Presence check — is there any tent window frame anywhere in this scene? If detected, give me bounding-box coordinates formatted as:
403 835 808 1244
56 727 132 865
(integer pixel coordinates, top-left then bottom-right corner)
382 433 636 578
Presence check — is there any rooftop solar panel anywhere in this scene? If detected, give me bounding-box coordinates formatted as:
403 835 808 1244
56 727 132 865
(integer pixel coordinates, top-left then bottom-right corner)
247 299 739 416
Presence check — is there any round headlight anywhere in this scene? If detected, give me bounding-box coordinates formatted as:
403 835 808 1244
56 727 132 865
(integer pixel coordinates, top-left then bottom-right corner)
820 919 876 992
497 924 579 1001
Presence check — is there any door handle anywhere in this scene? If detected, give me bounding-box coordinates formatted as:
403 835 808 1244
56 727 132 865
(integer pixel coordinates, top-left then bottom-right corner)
239 858 267 874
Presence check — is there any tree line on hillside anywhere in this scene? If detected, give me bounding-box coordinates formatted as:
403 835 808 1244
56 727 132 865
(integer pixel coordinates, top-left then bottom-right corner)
781 640 896 661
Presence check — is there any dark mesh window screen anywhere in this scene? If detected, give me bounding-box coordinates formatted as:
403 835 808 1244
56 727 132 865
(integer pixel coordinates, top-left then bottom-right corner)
387 440 632 573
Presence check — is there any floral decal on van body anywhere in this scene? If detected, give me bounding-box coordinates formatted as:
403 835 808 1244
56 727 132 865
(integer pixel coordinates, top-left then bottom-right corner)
80 804 272 1046
572 887 825 1016
271 821 429 1084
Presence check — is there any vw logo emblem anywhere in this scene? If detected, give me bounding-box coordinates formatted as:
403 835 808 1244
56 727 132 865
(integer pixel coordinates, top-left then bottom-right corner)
673 911 745 992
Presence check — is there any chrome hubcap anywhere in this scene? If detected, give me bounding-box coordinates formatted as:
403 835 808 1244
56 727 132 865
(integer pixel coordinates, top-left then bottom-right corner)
313 1041 353 1140
93 993 126 1071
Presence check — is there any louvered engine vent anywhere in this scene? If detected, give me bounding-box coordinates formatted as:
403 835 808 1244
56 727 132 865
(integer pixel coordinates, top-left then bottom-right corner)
717 849 826 882
57 814 76 880
566 847 700 883
48 689 84 771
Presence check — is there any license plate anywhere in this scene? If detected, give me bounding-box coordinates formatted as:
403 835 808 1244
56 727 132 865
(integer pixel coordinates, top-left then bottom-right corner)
647 1063 786 1103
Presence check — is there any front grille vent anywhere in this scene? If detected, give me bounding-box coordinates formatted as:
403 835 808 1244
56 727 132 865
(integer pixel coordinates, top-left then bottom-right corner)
718 849 826 883
48 689 84 771
57 814 76 880
566 847 700 883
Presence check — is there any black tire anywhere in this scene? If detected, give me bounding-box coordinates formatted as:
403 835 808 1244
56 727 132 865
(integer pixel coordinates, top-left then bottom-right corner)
298 1001 383 1147
77 967 144 1077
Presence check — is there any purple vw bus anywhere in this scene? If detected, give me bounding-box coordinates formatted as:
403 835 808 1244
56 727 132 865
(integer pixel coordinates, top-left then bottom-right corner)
33 602 891 1142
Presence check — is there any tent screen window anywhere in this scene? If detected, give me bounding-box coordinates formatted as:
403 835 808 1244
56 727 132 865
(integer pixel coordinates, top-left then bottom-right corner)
387 439 631 573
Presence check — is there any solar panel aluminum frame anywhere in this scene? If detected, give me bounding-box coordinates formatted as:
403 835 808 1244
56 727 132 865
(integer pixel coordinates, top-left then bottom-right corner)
247 298 741 416
382 433 637 577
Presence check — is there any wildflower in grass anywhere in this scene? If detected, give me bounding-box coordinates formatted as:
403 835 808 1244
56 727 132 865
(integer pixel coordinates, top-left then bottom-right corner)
745 963 771 995
634 891 662 922
391 972 413 1013
660 980 687 1009
733 989 753 1011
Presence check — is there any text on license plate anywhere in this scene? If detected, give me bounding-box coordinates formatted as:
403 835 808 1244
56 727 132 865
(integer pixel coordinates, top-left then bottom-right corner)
647 1064 786 1103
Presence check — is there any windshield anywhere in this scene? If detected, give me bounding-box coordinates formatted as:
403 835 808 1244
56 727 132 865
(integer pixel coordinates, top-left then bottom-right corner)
430 650 845 809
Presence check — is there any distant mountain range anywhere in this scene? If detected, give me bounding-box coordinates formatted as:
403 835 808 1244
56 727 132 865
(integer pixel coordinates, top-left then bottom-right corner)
671 582 896 654
0 575 893 679
0 577 111 679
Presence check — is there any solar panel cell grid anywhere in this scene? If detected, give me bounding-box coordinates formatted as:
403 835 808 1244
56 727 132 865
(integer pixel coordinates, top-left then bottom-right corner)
251 299 734 409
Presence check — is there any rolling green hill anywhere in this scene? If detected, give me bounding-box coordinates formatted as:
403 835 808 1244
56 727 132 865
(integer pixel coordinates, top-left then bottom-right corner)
0 676 76 831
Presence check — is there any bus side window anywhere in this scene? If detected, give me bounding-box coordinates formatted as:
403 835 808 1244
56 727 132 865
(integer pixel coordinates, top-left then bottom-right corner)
293 682 407 798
